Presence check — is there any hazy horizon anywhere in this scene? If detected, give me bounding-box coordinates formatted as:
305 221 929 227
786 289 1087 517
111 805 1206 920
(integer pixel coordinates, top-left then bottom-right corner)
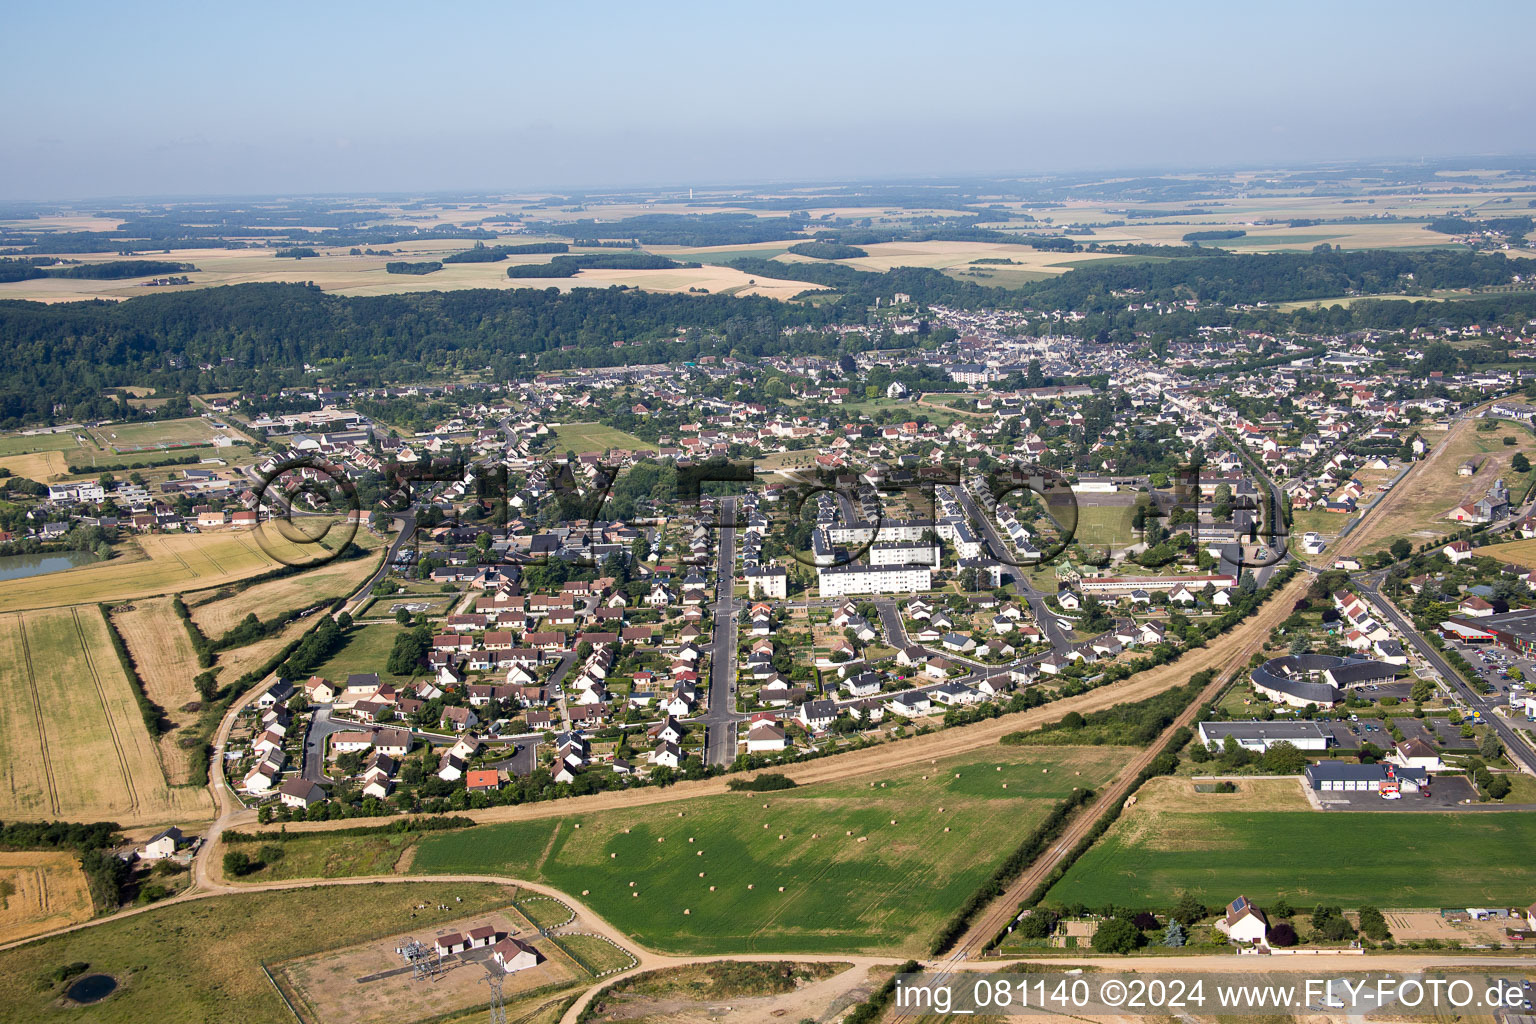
4 0 1535 202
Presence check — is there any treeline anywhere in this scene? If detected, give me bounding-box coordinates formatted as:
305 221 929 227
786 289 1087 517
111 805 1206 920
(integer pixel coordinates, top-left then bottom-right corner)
505 252 691 277
99 604 170 734
786 241 868 260
1001 676 1208 746
0 258 196 281
442 242 568 263
1016 248 1536 312
0 281 834 425
1427 215 1532 237
385 261 442 275
1183 229 1245 241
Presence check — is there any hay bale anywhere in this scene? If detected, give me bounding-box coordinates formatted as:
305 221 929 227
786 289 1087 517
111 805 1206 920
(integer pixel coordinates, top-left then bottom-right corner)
857 836 868 843
778 833 785 839
582 889 590 895
944 827 951 832
688 837 694 842
748 884 754 889
709 885 716 891
629 881 635 886
610 852 617 859
778 886 785 892
683 908 690 914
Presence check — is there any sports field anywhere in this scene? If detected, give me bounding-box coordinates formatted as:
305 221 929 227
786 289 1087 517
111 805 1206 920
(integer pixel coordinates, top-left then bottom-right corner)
0 523 354 613
1047 781 1536 910
1072 503 1137 550
0 607 213 825
548 421 649 454
410 745 1129 955
0 882 518 1024
0 850 94 945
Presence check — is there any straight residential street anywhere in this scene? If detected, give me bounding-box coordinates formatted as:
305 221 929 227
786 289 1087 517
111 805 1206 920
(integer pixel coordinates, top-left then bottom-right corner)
704 495 746 765
1359 577 1536 775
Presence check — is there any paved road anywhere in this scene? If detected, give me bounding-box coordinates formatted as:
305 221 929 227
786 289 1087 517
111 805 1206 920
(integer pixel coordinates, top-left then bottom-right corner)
954 485 1074 653
545 650 579 730
300 706 352 783
704 496 745 765
1359 578 1536 775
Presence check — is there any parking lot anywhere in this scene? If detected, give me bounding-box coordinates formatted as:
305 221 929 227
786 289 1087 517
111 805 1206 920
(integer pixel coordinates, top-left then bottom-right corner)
1315 774 1479 810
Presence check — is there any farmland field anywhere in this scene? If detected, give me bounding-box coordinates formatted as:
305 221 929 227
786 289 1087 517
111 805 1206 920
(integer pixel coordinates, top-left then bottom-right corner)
547 421 649 454
0 523 356 613
0 607 213 825
0 850 94 945
1046 783 1536 910
0 882 518 1024
110 596 205 784
409 745 1129 955
184 530 385 635
1343 417 1535 555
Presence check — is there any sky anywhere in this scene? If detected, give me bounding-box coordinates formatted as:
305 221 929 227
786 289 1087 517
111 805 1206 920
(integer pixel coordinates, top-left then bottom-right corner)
3 0 1535 200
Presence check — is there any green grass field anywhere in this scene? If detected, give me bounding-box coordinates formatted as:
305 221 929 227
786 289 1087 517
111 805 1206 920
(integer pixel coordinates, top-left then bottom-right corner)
305 621 416 686
410 745 1129 955
0 883 516 1024
548 422 648 454
0 431 82 457
1047 808 1536 910
85 416 231 452
1073 503 1136 549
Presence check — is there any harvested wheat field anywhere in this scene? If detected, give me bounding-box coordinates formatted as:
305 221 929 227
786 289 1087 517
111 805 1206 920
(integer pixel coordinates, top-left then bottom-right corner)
0 451 69 483
0 607 213 826
111 597 205 784
0 524 352 613
185 532 384 636
0 850 94 944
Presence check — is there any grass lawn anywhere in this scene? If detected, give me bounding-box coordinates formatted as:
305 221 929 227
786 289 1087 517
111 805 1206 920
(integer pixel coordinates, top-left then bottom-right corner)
547 422 647 454
1047 804 1536 910
0 431 82 457
85 416 232 452
306 621 417 686
1073 503 1136 549
553 934 635 975
409 745 1129 955
224 831 418 880
0 882 516 1024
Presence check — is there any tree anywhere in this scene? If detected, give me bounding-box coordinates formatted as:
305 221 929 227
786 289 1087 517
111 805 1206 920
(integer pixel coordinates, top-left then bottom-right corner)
1269 922 1298 946
337 610 353 631
1357 906 1391 941
1479 730 1504 761
1162 920 1186 947
1514 452 1531 474
1016 908 1057 940
1171 892 1207 926
1260 740 1307 774
1410 679 1434 703
1390 538 1412 562
222 850 251 877
1092 917 1144 954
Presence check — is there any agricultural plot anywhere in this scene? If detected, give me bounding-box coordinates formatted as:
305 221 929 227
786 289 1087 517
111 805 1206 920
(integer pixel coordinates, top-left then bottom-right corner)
0 882 517 1024
1341 417 1534 557
0 450 70 482
0 524 351 613
0 850 94 945
110 596 207 784
1046 787 1536 910
184 530 384 636
0 607 212 825
411 745 1129 955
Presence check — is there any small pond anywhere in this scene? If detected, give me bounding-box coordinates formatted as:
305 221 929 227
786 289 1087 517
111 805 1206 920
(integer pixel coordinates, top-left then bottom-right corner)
65 973 117 1004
